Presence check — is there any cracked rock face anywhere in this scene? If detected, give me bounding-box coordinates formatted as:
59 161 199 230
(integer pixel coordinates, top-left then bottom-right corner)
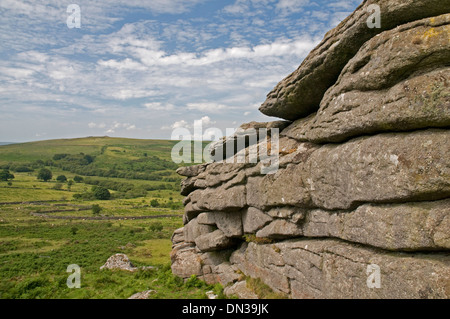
170 1 450 299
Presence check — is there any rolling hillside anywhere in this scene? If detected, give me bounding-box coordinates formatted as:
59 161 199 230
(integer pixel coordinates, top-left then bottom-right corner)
0 136 221 299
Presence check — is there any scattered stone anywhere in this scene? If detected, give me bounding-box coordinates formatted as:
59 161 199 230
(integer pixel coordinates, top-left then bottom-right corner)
128 290 157 299
206 291 218 299
100 253 155 272
100 254 138 272
224 281 259 299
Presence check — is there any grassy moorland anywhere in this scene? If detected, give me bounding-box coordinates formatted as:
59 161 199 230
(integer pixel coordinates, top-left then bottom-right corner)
0 137 223 299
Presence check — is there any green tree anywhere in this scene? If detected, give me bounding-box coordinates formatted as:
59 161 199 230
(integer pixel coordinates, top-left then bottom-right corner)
67 180 74 191
0 169 14 181
91 204 102 215
71 226 78 235
73 176 83 183
92 186 111 200
56 175 67 182
37 168 52 182
150 199 160 207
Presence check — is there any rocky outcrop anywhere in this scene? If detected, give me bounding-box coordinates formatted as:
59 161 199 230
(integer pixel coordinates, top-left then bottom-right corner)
259 0 450 120
283 14 450 142
171 2 450 299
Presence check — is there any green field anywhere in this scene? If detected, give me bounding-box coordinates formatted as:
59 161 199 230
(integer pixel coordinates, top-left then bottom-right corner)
0 137 223 299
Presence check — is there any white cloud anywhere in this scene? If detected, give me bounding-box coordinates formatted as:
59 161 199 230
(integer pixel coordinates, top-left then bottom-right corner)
171 120 190 130
276 0 310 15
0 0 362 142
196 116 216 127
89 121 136 132
0 66 35 79
130 38 316 67
187 103 227 113
98 58 146 71
144 102 175 111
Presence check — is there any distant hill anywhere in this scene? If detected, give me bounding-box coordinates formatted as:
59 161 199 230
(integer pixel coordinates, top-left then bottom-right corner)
0 142 15 146
0 136 178 163
0 136 205 183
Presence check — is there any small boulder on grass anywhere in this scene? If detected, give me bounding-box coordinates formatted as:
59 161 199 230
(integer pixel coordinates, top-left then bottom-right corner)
100 253 155 272
100 253 138 272
128 290 157 299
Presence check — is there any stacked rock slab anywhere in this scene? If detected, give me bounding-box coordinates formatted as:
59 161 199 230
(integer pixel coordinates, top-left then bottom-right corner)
171 1 450 299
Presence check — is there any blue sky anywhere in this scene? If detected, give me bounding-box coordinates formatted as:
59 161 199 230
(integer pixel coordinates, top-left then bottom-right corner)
0 0 361 142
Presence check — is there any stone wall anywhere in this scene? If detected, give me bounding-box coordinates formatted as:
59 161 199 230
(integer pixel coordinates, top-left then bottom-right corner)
170 0 450 299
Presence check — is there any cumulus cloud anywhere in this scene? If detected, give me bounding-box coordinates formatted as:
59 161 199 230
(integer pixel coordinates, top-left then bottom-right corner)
0 0 361 142
276 0 310 15
89 121 136 133
187 103 227 113
144 102 175 111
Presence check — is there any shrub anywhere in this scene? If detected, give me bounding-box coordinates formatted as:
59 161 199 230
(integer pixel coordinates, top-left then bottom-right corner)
37 168 52 182
150 199 160 207
92 186 111 200
53 154 68 160
56 175 67 182
73 176 84 183
71 226 79 235
0 169 14 181
185 275 207 289
11 165 33 172
91 204 102 215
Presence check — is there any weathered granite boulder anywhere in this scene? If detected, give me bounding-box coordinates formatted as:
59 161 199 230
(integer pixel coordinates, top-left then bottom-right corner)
283 14 450 143
100 254 137 272
259 0 450 120
209 121 291 162
242 207 273 234
183 218 216 243
231 239 450 299
300 199 450 251
306 129 450 210
170 2 450 299
170 244 203 278
256 219 303 239
197 211 243 237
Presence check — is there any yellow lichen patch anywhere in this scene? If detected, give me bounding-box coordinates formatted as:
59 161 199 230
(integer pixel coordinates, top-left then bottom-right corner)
422 27 440 40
